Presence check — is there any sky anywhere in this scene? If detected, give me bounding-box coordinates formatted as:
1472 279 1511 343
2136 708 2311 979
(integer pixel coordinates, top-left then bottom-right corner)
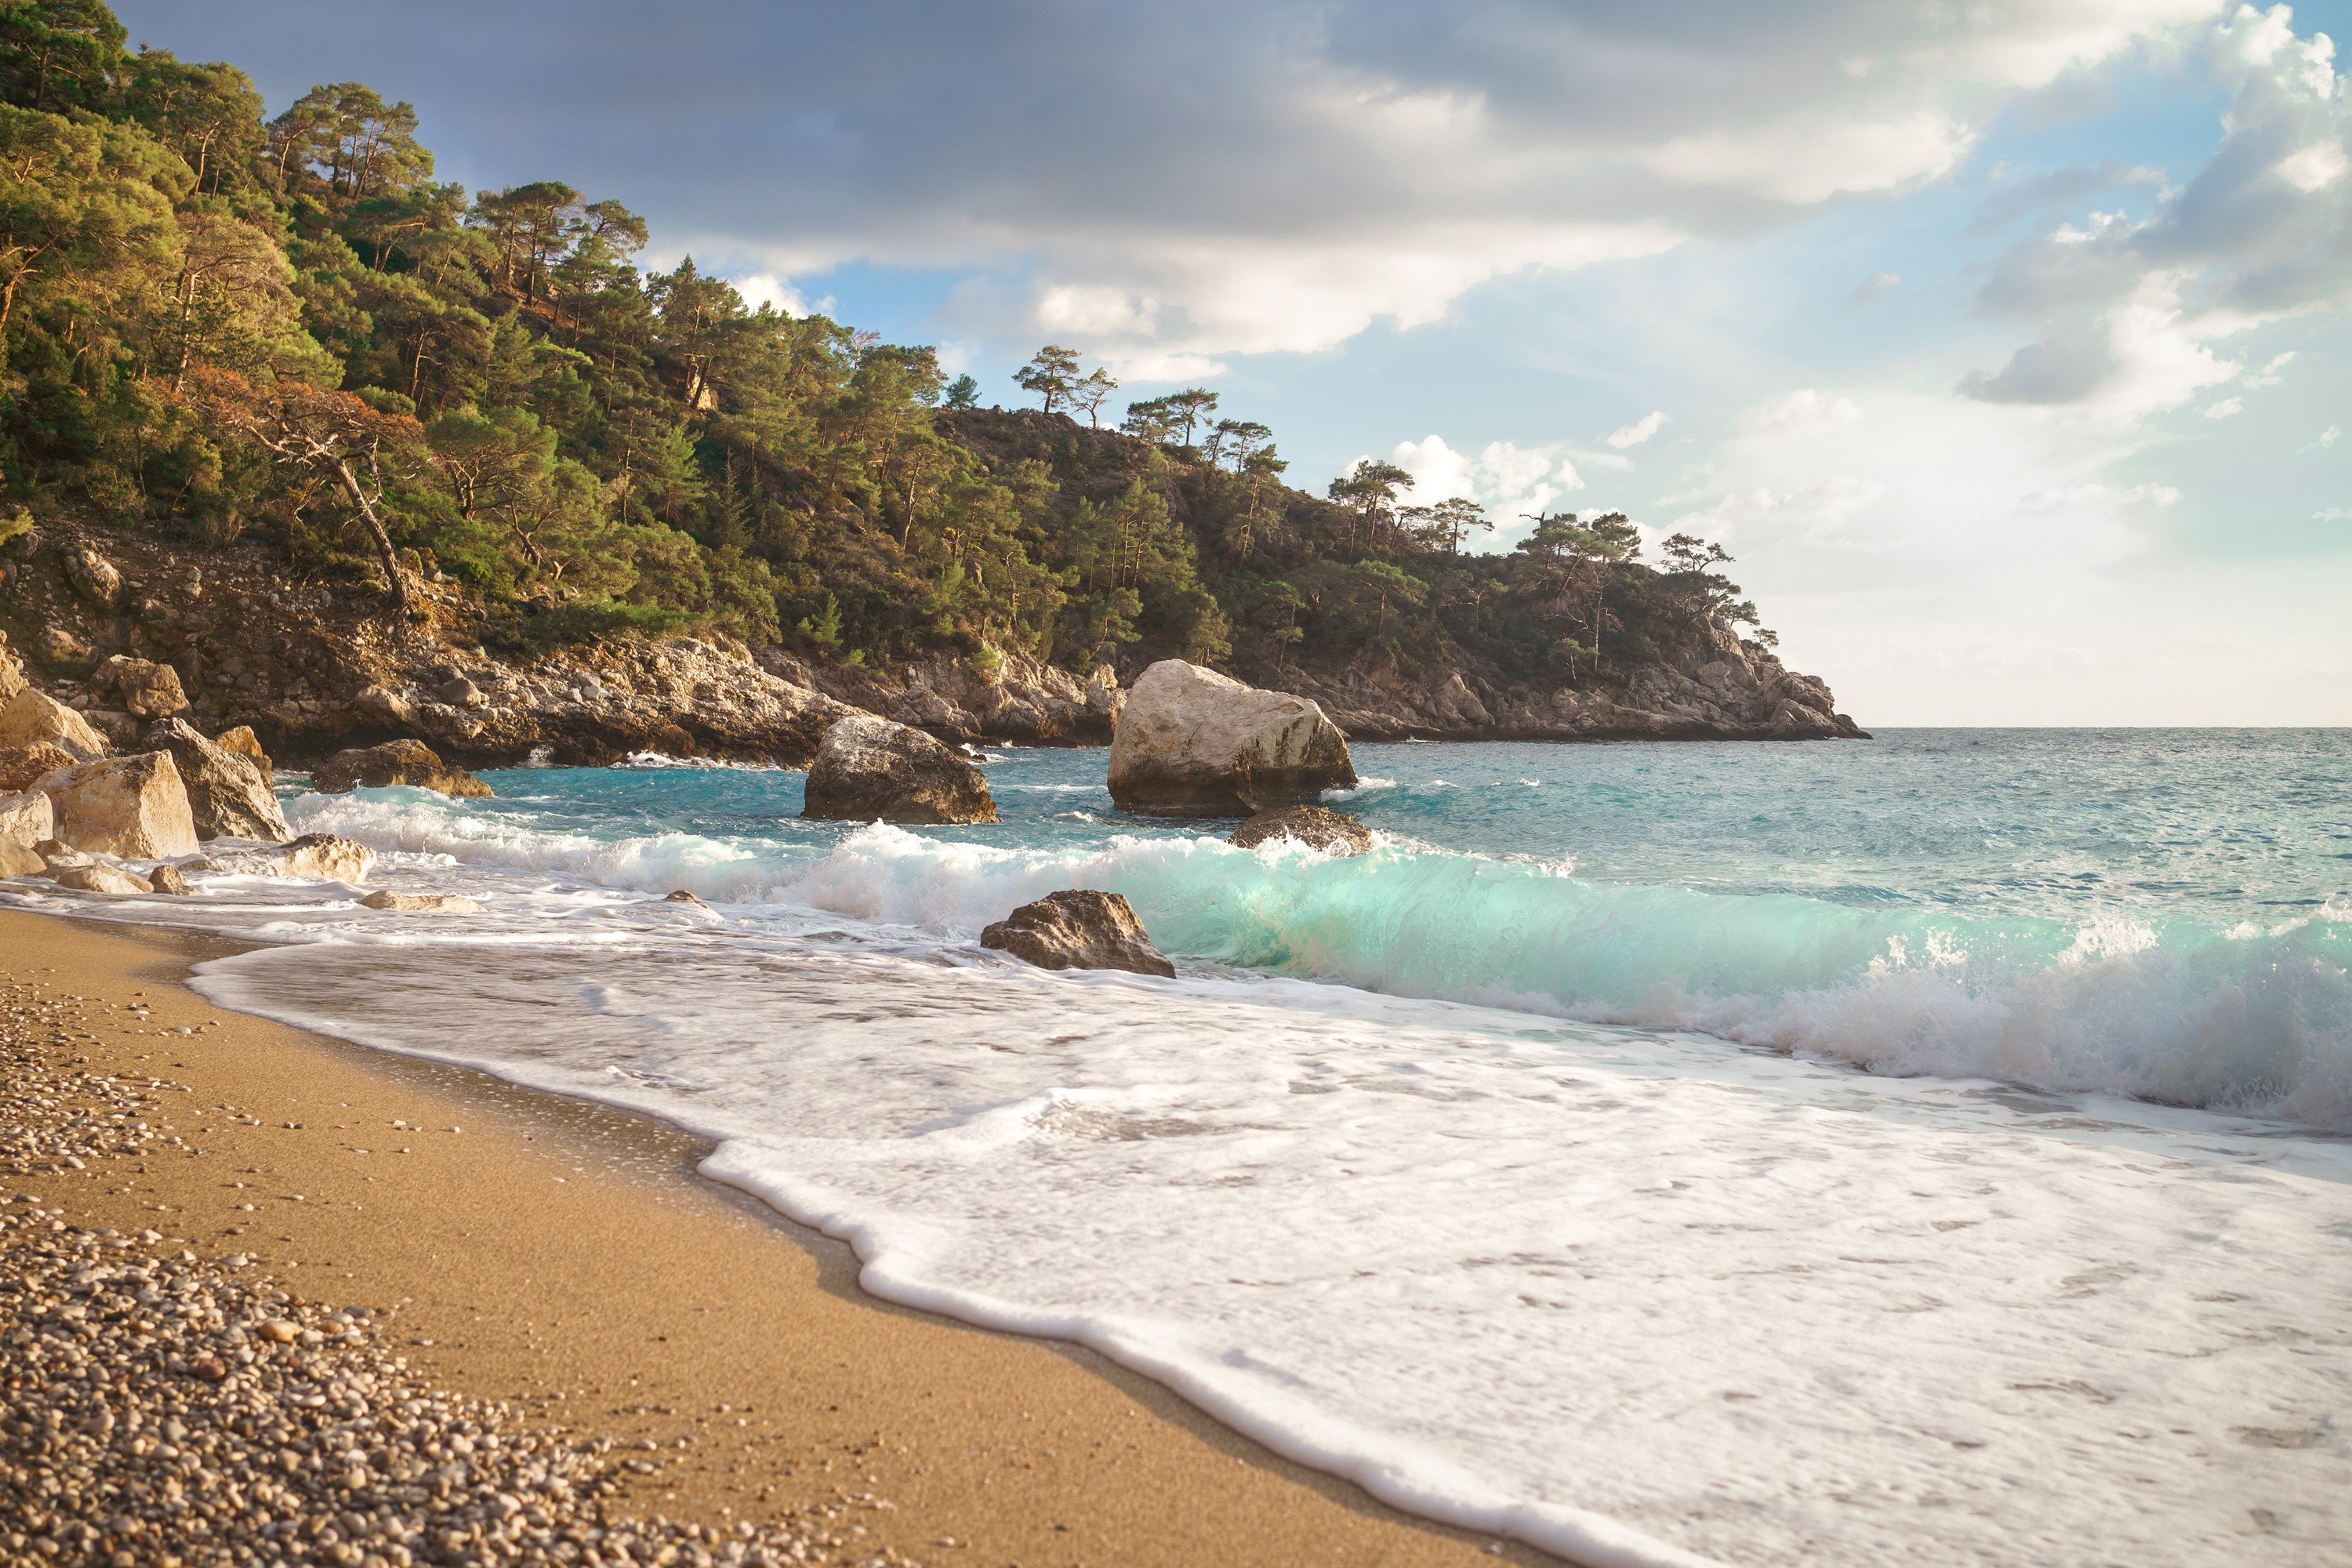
116 1 2352 724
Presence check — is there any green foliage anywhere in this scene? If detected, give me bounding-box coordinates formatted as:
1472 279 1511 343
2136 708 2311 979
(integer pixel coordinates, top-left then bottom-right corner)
0 0 1770 686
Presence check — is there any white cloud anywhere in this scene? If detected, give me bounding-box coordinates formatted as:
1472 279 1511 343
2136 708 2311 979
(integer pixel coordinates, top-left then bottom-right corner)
2303 423 2342 450
1388 434 1585 545
1744 390 1865 437
1606 411 1671 449
728 272 807 316
2202 396 2244 417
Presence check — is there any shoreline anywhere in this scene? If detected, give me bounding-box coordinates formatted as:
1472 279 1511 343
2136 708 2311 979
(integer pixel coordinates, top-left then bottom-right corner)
0 907 1556 1568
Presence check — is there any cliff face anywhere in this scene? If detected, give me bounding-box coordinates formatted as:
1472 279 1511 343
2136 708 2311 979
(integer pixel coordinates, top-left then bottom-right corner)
0 518 1860 767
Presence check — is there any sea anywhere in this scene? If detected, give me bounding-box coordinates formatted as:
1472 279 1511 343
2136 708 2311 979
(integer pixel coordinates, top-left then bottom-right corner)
9 728 2349 1567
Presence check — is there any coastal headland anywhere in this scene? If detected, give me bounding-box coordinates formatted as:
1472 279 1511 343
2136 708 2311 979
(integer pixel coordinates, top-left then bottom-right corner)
0 908 1555 1568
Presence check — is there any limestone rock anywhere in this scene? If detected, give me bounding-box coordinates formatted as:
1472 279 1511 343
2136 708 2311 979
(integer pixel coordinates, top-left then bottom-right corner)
1108 660 1356 817
96 655 190 718
980 890 1176 977
0 837 41 877
0 633 23 702
0 687 109 760
143 718 291 842
31 751 198 858
213 725 273 775
34 626 89 665
801 713 997 824
359 888 481 913
60 544 124 608
1229 804 1373 855
275 833 375 883
0 742 79 793
148 862 193 895
49 862 153 895
311 739 492 797
0 788 56 847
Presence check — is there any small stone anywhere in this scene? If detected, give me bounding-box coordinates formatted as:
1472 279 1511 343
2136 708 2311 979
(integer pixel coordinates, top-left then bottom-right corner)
358 889 481 914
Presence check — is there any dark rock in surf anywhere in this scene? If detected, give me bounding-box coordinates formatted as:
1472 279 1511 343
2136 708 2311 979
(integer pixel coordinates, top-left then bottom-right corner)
980 890 1176 978
1229 804 1372 855
800 713 997 824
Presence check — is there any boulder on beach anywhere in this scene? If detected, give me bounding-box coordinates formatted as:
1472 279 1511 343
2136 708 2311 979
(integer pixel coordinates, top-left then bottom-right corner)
359 888 480 913
980 889 1177 978
0 687 109 760
143 718 291 843
31 751 198 858
0 787 54 848
1108 659 1356 817
312 739 492 798
0 742 78 794
1229 804 1373 855
801 713 997 824
49 862 153 895
96 655 189 719
148 862 193 895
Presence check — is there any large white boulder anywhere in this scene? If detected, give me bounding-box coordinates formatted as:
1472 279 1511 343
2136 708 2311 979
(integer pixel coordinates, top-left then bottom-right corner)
1107 660 1356 816
0 687 109 760
31 750 199 858
0 788 56 848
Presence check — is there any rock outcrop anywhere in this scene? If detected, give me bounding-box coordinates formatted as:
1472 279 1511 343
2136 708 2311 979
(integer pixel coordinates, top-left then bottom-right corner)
0 688 108 760
312 739 492 798
770 648 1123 746
980 890 1176 977
96 655 189 718
214 725 271 774
0 743 78 793
144 718 290 842
0 631 24 702
1109 660 1356 817
31 752 198 858
801 714 998 824
1229 804 1373 855
358 888 481 913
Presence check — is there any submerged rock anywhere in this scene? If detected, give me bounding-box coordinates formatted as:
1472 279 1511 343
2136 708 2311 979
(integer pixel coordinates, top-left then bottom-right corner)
1108 659 1356 817
359 888 480 913
980 889 1177 978
800 713 997 824
0 688 109 760
31 751 198 858
1229 804 1373 855
312 739 492 797
144 718 290 842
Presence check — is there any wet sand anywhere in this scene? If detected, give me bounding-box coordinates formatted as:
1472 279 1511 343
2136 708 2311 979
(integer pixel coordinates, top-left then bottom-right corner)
0 907 1553 1567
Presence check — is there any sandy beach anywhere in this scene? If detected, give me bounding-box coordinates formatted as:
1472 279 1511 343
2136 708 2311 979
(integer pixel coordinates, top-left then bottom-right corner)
0 907 1552 1567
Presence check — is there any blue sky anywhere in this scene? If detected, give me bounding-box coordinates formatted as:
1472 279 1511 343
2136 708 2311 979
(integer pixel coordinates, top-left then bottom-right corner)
117 2 2352 723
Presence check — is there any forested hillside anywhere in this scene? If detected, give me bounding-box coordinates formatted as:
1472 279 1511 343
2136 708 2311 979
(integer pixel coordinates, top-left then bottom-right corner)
0 0 1859 744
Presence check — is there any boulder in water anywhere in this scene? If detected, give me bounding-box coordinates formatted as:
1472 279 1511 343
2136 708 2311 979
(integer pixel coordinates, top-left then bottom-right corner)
1108 660 1356 816
31 751 198 858
275 833 375 883
0 688 108 760
980 890 1176 977
801 713 997 823
148 862 193 895
1229 804 1372 855
49 862 152 895
312 739 492 797
360 888 480 913
144 718 290 842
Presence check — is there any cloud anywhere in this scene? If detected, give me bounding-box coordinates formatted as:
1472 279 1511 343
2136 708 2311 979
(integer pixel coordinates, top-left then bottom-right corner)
728 272 806 317
2202 395 2243 417
1847 270 1902 303
1606 411 1671 448
1745 389 1865 436
2302 423 2342 450
1388 434 1584 546
114 0 2239 366
1960 5 2351 419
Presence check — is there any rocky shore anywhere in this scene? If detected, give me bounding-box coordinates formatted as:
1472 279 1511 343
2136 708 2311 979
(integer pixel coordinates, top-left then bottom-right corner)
0 521 1862 775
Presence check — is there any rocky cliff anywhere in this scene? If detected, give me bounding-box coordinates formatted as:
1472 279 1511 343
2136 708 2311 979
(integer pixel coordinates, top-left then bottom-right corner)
0 517 1861 768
